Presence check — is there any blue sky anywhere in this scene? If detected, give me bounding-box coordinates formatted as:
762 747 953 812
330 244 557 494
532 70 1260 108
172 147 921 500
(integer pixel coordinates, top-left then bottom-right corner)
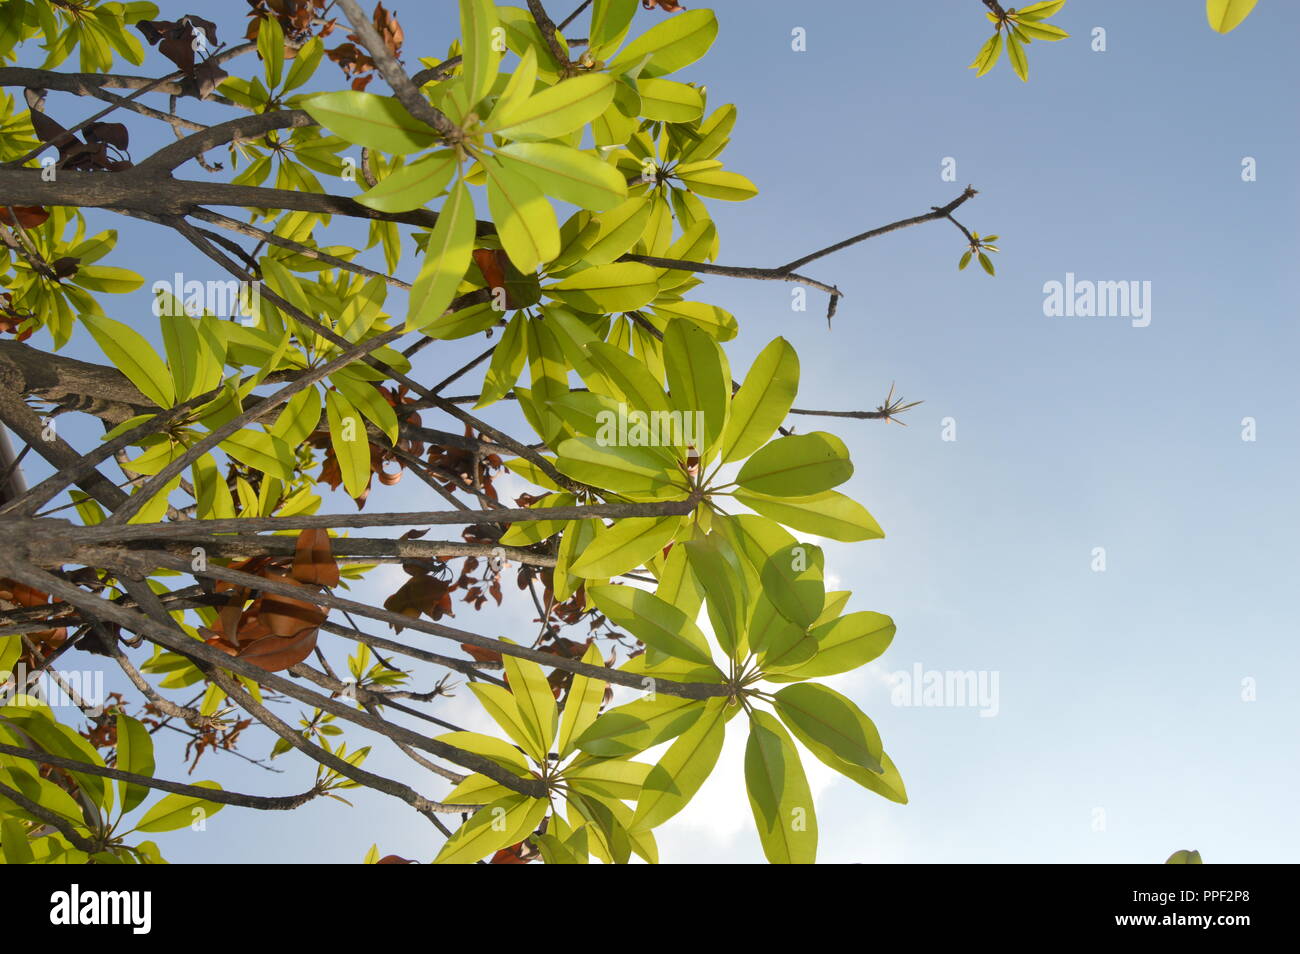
12 0 1299 863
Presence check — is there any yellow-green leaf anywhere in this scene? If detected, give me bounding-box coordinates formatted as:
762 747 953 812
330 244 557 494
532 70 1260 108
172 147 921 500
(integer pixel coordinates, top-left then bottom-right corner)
135 781 225 832
499 643 559 758
486 73 616 141
460 0 503 105
356 150 458 213
496 142 627 210
483 156 560 273
408 178 476 329
631 696 727 831
1206 0 1257 33
557 642 608 758
302 91 440 154
744 710 816 864
433 794 547 864
80 314 175 408
570 515 681 579
588 583 713 666
721 336 798 463
325 389 369 498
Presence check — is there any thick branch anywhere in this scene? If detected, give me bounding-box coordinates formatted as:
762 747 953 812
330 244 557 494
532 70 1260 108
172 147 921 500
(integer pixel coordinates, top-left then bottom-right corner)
0 742 321 812
0 551 548 797
137 110 315 173
85 544 730 701
0 780 101 853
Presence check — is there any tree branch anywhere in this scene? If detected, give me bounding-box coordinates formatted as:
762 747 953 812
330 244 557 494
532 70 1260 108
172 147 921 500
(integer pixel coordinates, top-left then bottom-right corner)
335 0 462 142
0 742 323 812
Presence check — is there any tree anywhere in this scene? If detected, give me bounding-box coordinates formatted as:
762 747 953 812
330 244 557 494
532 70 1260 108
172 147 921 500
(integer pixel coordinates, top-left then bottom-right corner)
0 0 993 865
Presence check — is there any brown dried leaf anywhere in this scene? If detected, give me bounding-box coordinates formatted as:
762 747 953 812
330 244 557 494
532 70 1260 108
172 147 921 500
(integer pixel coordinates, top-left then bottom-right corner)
291 528 340 587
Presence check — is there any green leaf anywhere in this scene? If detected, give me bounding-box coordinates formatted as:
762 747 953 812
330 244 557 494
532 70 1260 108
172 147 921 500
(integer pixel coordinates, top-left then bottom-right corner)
721 336 798 464
466 683 546 762
1166 849 1204 864
220 429 295 483
760 543 825 628
767 611 896 680
159 314 216 402
735 431 853 497
636 77 704 122
576 695 705 758
433 794 547 864
1016 0 1066 19
1206 0 1257 32
588 583 713 666
562 755 650 800
72 265 143 294
744 710 816 864
631 696 727 831
1006 33 1028 81
115 713 155 815
486 73 616 141
609 8 718 78
126 473 181 525
683 533 748 659
408 178 476 329
546 262 661 313
80 314 175 408
356 150 457 212
566 789 636 863
580 195 653 265
653 538 703 620
773 683 883 775
302 91 440 154
504 454 564 491
270 386 323 449
557 643 608 758
496 142 627 210
541 309 616 394
589 0 638 58
135 781 225 832
0 764 85 826
651 299 737 341
283 36 323 91
570 515 682 579
979 251 996 275
477 312 528 408
499 644 559 759
257 14 284 87
676 166 758 201
749 591 808 661
583 339 673 414
734 488 884 542
330 372 399 444
325 389 369 498
814 590 853 627
777 716 907 806
534 830 585 864
443 772 519 806
1014 19 1069 41
484 156 560 273
460 0 503 105
970 32 1003 77
555 437 679 495
0 817 35 864
436 730 531 776
656 219 718 290
663 318 728 459
496 45 540 117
